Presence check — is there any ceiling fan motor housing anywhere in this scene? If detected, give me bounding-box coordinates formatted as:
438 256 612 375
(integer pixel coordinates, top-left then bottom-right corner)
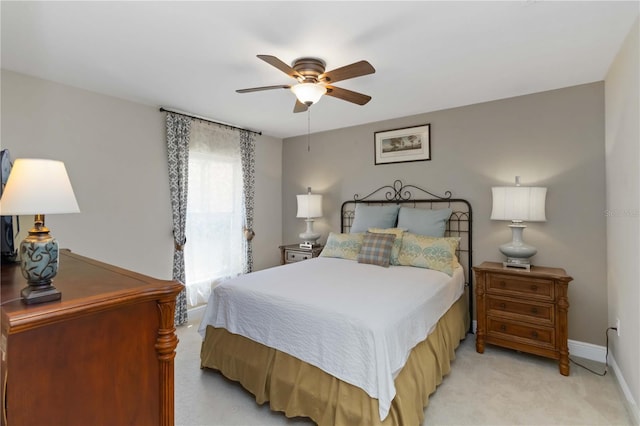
292 58 326 82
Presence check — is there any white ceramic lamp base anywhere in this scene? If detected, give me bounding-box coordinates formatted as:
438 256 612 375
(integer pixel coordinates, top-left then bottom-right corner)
299 218 320 247
499 224 537 270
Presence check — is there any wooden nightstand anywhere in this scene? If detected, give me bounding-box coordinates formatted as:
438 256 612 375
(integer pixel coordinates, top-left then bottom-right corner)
279 244 324 265
473 261 573 375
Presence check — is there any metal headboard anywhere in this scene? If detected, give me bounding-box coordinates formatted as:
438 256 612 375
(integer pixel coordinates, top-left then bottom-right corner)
341 180 473 333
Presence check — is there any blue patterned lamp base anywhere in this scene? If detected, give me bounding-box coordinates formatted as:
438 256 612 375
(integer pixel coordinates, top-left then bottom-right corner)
19 231 62 304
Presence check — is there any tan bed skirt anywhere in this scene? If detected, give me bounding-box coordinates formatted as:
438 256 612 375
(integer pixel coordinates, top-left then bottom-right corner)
200 294 469 426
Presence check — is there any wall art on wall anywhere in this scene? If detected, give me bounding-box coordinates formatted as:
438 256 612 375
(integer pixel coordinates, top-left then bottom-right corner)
374 124 431 165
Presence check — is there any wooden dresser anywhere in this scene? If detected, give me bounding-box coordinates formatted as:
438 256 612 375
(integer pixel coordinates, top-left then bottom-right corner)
0 250 184 426
279 244 324 265
473 261 573 375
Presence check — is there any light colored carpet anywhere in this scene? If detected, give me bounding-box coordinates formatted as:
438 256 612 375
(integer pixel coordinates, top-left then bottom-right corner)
175 309 632 426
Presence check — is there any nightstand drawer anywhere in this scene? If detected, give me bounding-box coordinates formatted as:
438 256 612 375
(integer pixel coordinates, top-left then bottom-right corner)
279 244 324 265
286 250 312 263
487 274 554 301
486 295 554 326
487 317 555 349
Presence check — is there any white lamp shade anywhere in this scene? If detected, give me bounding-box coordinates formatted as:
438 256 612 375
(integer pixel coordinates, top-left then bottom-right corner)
296 193 323 219
291 83 327 106
491 186 546 222
0 158 80 215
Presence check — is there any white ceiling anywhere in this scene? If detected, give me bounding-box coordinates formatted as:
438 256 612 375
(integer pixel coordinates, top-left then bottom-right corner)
2 1 638 139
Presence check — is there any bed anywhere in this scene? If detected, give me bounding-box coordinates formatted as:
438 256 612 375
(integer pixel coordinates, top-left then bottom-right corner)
198 180 472 425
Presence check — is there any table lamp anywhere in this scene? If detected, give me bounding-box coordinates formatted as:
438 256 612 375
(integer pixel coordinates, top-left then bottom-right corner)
0 158 80 304
491 176 546 269
296 187 322 248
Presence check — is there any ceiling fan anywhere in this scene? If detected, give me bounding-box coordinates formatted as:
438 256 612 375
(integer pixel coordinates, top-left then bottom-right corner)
236 55 375 113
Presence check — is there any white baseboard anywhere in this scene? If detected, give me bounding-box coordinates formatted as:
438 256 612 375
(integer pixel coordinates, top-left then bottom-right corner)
547 340 639 424
610 354 640 425
568 339 606 363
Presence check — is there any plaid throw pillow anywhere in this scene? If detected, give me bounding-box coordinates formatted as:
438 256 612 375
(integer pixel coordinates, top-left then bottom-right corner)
367 227 406 265
357 232 396 267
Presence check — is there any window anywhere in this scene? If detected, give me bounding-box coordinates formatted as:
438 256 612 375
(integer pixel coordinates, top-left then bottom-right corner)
184 121 244 307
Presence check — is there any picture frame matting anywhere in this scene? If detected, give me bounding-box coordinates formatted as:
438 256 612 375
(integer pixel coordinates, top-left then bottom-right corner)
374 124 431 165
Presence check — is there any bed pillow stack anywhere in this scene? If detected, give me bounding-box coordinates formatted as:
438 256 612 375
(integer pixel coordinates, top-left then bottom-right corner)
320 231 398 268
324 205 459 274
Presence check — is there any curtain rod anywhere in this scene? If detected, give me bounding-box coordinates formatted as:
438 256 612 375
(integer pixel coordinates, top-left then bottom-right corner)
159 107 262 136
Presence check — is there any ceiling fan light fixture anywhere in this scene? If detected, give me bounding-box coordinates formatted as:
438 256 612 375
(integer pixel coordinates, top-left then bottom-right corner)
291 83 326 106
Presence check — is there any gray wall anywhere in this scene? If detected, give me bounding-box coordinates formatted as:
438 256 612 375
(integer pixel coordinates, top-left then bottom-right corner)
283 82 606 345
1 70 282 281
605 18 639 420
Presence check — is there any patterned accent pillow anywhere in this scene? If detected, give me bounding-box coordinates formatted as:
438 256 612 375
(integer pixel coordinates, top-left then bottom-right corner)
367 227 406 266
357 232 396 267
398 233 460 276
320 232 365 261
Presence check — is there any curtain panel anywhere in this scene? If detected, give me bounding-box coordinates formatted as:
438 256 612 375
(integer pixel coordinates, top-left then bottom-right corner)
166 113 191 326
185 121 244 307
240 130 256 274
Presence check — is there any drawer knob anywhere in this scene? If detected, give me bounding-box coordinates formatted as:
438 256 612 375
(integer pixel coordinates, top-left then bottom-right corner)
530 285 538 292
499 303 506 309
531 331 539 339
500 281 506 287
500 324 507 332
531 307 538 314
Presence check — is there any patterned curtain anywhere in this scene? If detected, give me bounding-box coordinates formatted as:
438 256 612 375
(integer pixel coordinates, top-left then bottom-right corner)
239 130 256 274
166 113 191 326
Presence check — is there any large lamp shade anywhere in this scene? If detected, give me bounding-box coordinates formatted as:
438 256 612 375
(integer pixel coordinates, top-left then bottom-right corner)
490 178 547 269
1 159 80 215
0 158 80 304
296 193 323 219
490 186 547 222
296 188 322 247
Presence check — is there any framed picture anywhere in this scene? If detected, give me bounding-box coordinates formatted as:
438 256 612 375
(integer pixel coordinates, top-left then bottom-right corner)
374 124 431 165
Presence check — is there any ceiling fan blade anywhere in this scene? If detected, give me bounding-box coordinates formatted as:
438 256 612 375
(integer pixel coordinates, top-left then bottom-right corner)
325 85 372 105
319 60 375 84
257 55 303 80
236 85 291 93
293 99 308 113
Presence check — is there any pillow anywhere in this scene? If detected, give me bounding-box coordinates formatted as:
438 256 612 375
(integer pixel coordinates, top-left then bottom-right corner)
397 207 452 237
398 233 460 276
368 227 406 265
357 232 396 267
320 232 364 261
350 204 400 233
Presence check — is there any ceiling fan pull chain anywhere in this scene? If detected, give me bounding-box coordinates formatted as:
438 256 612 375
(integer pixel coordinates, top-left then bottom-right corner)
307 109 311 152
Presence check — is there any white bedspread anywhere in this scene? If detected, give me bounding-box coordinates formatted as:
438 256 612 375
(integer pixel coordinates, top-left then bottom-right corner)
198 257 465 421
